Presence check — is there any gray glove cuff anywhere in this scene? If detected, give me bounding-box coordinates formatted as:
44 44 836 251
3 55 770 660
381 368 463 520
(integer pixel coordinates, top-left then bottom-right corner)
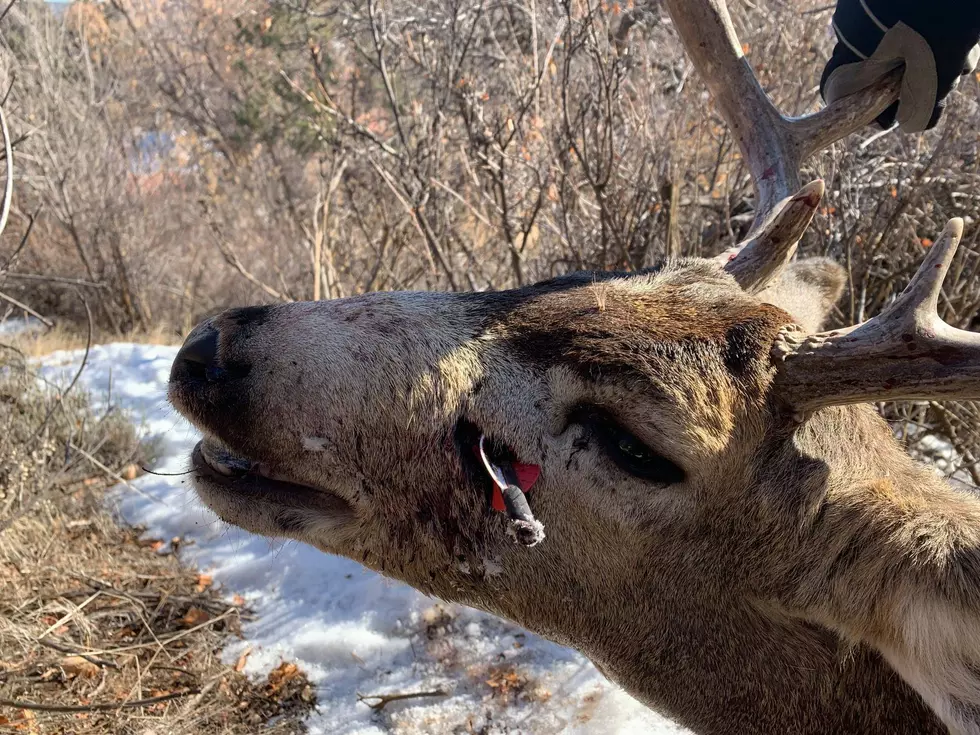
824 22 938 133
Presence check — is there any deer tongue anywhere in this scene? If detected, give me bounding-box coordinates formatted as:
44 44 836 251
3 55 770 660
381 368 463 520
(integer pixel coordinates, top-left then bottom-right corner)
200 437 252 477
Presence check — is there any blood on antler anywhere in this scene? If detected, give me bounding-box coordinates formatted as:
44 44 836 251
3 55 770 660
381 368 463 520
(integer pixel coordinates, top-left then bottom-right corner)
660 0 902 293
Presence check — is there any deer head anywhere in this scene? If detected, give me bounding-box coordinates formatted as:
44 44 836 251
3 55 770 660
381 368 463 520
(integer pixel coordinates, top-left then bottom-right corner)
169 2 980 733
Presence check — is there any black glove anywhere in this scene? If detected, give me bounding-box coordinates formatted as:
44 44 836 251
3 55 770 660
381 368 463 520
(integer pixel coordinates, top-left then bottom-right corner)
820 0 980 132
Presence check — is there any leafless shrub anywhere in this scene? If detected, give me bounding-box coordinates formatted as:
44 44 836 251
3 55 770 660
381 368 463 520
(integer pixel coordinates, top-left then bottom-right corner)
0 330 141 526
0 0 977 474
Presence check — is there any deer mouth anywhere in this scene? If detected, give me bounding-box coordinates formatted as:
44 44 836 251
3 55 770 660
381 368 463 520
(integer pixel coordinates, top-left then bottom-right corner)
190 437 355 538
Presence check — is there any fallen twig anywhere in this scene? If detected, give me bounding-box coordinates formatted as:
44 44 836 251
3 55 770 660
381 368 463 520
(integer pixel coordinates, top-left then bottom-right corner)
83 607 237 656
36 637 120 670
356 688 449 711
0 688 199 712
67 440 164 506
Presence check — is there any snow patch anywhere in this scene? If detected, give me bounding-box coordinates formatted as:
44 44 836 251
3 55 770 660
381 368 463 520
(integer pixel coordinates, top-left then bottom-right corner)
0 314 44 336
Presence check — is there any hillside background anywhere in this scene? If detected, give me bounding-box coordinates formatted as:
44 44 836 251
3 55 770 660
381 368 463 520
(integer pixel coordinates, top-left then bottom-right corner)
1 0 979 476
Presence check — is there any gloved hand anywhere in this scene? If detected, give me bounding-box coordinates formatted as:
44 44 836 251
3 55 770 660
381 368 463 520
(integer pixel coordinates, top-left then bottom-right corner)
820 0 980 132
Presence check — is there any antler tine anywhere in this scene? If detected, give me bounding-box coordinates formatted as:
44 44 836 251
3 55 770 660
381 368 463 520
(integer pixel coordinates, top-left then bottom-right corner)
901 219 965 321
717 179 824 294
0 104 12 240
773 219 980 413
661 0 902 289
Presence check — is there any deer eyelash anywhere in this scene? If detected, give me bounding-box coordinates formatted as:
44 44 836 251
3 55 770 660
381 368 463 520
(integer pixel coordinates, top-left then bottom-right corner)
570 407 686 485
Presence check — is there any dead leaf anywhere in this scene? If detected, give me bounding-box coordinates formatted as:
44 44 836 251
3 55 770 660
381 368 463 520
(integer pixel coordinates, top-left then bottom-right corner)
266 662 300 693
0 708 38 733
61 656 99 679
179 607 210 628
112 624 138 639
484 666 528 700
234 646 252 672
194 573 213 592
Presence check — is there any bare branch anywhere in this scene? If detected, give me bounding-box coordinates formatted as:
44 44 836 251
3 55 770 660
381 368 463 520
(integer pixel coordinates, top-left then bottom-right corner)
1 272 106 288
27 295 91 442
0 289 53 327
0 0 17 28
0 204 41 274
214 239 294 304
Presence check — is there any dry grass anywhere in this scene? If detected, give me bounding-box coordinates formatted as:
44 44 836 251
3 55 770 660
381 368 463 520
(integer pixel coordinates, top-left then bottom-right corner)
2 322 179 359
0 337 316 734
0 484 316 734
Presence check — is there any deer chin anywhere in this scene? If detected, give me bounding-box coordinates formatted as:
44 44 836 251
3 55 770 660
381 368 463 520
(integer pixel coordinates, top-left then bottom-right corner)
190 437 356 540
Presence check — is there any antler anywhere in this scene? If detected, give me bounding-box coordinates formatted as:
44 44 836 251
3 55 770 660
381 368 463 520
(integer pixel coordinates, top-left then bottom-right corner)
772 219 980 411
661 0 902 293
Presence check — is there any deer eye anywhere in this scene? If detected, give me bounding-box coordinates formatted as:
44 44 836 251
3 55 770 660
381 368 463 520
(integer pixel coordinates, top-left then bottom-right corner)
617 434 649 460
572 408 685 485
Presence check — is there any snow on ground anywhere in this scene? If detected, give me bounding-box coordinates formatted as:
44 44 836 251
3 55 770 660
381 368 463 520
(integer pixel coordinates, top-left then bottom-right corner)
0 314 44 336
39 343 688 735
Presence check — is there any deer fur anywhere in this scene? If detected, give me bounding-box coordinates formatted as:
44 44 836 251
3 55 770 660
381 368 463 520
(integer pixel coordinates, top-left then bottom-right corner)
169 257 980 735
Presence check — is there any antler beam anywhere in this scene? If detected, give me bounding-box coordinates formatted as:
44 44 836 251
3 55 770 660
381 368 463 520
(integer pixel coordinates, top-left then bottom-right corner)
662 0 902 292
772 219 980 411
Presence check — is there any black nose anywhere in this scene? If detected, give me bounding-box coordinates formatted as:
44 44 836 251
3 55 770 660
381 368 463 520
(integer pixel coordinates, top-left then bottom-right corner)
172 322 219 381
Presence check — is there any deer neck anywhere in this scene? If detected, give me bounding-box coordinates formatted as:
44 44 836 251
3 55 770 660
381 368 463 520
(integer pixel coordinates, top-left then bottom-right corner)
586 597 944 735
489 552 945 735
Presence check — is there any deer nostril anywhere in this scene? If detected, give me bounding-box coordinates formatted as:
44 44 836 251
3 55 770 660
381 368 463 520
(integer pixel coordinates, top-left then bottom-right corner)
179 324 218 366
173 323 219 382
